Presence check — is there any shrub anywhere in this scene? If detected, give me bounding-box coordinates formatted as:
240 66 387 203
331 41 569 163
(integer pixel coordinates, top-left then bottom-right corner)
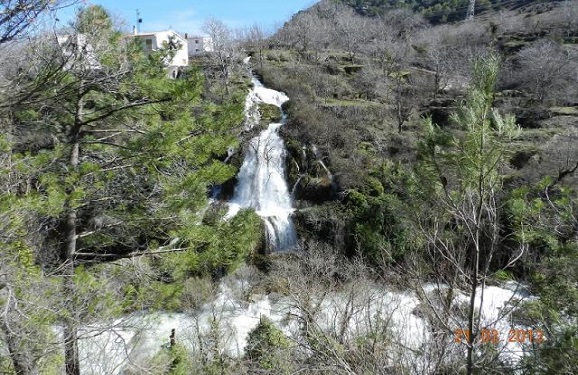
245 317 292 373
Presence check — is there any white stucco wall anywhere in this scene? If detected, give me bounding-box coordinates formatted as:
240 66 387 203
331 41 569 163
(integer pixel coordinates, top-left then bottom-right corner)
135 30 188 67
57 34 101 70
154 30 189 67
185 36 213 56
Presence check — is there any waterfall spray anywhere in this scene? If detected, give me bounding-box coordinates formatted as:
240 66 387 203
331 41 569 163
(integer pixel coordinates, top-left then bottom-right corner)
227 78 297 251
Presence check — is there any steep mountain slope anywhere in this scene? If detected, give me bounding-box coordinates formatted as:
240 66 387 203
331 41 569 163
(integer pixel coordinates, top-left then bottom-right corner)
243 3 578 372
254 0 578 290
337 0 565 23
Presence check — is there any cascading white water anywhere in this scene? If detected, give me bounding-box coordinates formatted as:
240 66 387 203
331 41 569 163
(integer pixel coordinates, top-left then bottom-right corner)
78 278 534 374
227 78 297 251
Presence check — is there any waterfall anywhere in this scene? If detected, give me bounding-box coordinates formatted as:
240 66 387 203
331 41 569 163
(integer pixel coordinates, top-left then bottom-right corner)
227 78 297 251
311 144 333 179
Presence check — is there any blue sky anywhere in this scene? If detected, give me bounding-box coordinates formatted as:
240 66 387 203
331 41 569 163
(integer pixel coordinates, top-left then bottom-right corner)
58 0 317 35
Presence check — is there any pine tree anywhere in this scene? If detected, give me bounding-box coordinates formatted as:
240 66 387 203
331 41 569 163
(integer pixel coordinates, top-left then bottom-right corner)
409 53 522 374
2 5 254 373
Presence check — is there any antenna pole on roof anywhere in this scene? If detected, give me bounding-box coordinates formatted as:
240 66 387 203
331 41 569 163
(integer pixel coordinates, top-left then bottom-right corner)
136 9 142 34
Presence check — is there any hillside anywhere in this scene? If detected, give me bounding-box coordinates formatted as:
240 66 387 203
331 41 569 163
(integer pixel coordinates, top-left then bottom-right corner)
264 0 578 203
337 0 565 23
245 1 578 372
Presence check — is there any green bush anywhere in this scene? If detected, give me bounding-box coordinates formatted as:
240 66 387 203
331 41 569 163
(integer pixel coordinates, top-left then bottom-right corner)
245 317 293 373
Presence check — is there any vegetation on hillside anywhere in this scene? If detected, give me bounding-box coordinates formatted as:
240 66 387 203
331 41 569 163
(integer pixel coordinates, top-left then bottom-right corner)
337 0 563 23
247 0 578 373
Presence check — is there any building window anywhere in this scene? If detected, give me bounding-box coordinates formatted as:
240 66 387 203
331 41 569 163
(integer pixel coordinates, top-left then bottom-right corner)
195 39 199 44
145 39 153 51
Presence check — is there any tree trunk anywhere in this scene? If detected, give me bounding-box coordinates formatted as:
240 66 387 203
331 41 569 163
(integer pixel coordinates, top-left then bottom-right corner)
63 209 80 375
466 246 479 375
0 296 40 375
63 143 80 375
396 79 404 133
63 314 80 375
63 94 83 375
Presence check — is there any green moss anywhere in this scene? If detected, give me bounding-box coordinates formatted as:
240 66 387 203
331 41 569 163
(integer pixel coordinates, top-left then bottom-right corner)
549 106 578 116
364 176 385 197
258 103 282 125
345 189 368 209
493 269 513 282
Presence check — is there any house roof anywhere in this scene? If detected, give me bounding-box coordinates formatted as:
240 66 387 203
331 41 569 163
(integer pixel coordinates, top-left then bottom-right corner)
129 30 187 44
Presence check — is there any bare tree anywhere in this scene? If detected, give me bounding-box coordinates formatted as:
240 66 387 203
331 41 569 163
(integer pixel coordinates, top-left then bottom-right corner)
514 39 578 104
415 28 461 98
238 23 268 67
561 0 578 36
274 12 330 61
267 243 437 374
334 7 369 62
390 70 418 133
203 18 237 95
0 0 79 44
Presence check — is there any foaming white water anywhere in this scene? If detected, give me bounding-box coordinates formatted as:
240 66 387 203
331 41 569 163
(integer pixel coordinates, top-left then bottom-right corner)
78 280 533 374
77 283 295 374
243 78 288 131
228 78 296 251
459 282 535 364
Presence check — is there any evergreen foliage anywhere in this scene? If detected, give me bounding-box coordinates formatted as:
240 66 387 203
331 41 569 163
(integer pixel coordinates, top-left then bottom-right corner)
0 3 257 373
245 316 292 373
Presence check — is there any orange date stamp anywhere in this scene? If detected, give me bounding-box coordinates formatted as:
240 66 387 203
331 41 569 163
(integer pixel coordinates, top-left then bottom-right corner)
454 328 544 344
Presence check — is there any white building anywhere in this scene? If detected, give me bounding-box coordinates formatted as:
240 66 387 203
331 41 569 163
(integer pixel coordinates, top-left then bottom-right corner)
56 34 101 71
130 30 188 77
184 34 213 56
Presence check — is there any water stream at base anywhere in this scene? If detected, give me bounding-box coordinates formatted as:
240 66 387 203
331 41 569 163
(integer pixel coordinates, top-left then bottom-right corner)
78 279 535 374
226 77 297 251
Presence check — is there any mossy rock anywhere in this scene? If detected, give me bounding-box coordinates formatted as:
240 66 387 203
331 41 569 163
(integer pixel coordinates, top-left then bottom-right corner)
265 53 279 62
286 156 300 188
285 139 304 164
562 36 578 44
500 39 529 54
202 202 229 225
292 203 348 247
282 138 307 187
510 148 539 169
294 176 334 203
515 107 550 128
549 106 578 116
343 65 363 74
423 98 458 127
258 103 282 126
324 61 343 75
